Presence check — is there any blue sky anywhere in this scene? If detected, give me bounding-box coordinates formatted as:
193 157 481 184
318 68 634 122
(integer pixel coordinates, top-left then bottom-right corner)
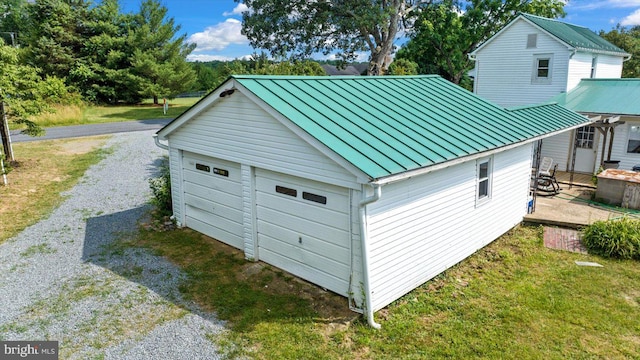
121 0 640 62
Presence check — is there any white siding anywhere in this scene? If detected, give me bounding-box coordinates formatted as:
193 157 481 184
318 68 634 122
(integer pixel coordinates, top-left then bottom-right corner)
540 132 572 171
594 54 624 78
168 92 358 189
567 53 624 91
608 119 640 170
567 51 594 91
169 147 185 226
365 145 532 311
350 189 365 312
474 19 570 106
241 164 257 260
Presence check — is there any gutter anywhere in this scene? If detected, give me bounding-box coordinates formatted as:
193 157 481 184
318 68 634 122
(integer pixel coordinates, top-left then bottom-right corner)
153 134 169 150
358 183 382 329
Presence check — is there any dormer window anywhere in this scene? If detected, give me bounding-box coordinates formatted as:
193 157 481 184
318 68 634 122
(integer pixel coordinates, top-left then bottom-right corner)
527 34 537 48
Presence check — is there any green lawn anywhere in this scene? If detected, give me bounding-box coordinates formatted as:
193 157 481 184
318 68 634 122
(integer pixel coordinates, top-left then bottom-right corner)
129 225 640 359
29 97 201 128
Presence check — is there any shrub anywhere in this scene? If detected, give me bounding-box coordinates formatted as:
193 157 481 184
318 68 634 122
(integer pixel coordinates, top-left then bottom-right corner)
149 157 172 218
582 218 640 260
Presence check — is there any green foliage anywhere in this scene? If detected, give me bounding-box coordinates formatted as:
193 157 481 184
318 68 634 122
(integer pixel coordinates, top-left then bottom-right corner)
600 25 640 78
387 58 419 75
19 0 195 105
0 40 75 137
189 56 327 92
128 0 197 104
397 0 566 84
149 157 172 218
582 218 640 260
239 0 426 74
0 0 29 45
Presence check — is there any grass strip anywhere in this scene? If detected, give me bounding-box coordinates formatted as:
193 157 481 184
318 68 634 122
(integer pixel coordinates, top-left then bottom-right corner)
0 136 110 243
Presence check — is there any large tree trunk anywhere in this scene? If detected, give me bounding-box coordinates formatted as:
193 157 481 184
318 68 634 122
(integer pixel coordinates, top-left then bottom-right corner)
153 95 159 105
366 1 402 75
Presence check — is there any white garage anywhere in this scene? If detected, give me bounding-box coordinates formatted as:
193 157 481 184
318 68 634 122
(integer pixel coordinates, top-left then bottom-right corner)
181 152 243 249
156 75 591 327
255 169 351 296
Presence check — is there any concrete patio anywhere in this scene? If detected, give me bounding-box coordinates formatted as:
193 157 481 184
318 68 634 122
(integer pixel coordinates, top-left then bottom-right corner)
524 171 640 229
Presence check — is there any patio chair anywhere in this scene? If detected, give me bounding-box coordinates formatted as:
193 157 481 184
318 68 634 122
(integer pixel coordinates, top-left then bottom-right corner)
536 157 561 196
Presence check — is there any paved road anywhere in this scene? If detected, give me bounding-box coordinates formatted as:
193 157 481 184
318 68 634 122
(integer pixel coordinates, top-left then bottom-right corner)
10 118 172 142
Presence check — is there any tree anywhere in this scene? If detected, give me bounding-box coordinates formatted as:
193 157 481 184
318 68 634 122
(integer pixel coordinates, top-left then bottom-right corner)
73 0 135 103
0 0 29 45
25 0 92 80
128 0 196 104
387 58 419 75
600 25 640 79
397 0 566 86
0 40 71 161
238 0 431 75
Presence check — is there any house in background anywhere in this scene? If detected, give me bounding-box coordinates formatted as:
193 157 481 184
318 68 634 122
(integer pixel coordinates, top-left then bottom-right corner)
321 64 368 76
550 78 640 171
156 75 590 326
470 13 631 174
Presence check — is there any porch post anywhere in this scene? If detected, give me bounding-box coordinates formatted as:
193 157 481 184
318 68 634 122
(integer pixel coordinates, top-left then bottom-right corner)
569 129 579 189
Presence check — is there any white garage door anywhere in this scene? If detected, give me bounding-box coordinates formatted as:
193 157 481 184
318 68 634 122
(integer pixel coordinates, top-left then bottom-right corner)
182 152 243 249
255 169 351 296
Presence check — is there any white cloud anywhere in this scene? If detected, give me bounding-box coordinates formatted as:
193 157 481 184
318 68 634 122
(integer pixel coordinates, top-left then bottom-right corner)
223 3 249 16
621 7 640 24
188 18 248 52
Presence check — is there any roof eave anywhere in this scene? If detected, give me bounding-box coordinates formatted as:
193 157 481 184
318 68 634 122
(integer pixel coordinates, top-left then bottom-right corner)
371 119 593 186
574 46 631 58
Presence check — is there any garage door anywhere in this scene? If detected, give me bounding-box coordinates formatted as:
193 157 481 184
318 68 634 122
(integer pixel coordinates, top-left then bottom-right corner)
182 152 243 249
255 169 351 296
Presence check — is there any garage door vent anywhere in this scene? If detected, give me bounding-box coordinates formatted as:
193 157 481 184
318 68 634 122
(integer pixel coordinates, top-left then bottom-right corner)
276 185 297 197
195 163 210 172
213 168 229 177
302 192 327 204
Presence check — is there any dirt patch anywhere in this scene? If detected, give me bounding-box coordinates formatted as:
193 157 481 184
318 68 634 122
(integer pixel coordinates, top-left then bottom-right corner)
56 136 111 155
621 290 639 307
190 232 358 325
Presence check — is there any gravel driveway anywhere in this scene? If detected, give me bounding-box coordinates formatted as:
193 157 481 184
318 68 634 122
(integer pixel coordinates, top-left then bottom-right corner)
0 131 226 359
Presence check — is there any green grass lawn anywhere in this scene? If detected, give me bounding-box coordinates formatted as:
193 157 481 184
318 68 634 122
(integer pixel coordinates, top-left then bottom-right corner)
129 225 640 359
29 97 201 128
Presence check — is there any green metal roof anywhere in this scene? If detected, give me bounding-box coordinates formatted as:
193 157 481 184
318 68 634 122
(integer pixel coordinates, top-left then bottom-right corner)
550 78 640 116
227 75 590 180
521 13 629 56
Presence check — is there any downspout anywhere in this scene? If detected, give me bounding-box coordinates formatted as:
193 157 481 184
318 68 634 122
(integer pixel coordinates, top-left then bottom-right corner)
153 134 169 150
359 183 382 329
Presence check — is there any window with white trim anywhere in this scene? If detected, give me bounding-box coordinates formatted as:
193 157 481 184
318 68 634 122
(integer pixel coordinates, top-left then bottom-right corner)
627 124 640 153
576 126 595 149
476 157 492 204
532 55 553 84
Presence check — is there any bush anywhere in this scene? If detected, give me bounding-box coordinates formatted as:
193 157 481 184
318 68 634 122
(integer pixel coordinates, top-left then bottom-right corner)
582 218 640 260
149 157 172 218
